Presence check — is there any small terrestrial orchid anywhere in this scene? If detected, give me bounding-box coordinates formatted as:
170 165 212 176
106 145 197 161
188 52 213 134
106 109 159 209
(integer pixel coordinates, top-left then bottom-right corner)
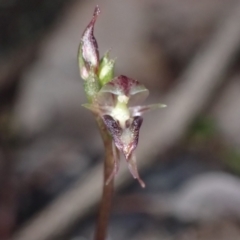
78 6 166 188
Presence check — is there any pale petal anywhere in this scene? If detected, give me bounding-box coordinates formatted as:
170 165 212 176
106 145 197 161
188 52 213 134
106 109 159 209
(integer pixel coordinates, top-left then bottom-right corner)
130 103 167 116
128 88 149 106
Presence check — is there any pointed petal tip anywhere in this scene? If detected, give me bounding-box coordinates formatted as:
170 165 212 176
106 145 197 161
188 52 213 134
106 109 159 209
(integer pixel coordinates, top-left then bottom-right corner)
138 178 146 188
81 103 91 109
105 173 113 185
105 177 112 186
105 48 112 55
132 174 145 188
88 6 100 27
160 104 167 108
94 5 101 17
127 154 146 188
82 103 99 114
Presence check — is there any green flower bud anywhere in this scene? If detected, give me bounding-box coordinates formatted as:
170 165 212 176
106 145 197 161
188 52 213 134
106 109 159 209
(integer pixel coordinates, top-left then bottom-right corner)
98 51 115 85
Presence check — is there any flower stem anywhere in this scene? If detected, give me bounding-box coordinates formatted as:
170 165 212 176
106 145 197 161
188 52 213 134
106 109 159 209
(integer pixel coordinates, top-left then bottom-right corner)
94 117 115 240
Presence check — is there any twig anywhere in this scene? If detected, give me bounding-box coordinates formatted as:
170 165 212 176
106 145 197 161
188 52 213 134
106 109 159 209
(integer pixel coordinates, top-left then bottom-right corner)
12 2 240 240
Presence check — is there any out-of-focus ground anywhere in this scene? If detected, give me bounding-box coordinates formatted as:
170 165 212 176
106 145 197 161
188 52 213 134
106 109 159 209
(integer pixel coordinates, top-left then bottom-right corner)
1 0 240 239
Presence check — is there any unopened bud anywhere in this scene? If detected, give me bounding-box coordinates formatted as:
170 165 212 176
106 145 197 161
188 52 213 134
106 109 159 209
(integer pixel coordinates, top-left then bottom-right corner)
98 51 115 85
78 6 100 80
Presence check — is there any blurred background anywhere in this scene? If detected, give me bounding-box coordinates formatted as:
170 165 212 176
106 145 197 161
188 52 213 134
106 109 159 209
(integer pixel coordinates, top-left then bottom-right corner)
1 0 240 239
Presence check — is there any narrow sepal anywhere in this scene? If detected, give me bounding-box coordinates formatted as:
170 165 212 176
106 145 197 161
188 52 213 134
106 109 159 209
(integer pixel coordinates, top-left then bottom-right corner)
130 103 167 116
127 154 145 188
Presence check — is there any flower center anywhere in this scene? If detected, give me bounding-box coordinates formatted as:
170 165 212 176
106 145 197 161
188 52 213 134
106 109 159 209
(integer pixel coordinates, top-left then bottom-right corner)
111 95 130 128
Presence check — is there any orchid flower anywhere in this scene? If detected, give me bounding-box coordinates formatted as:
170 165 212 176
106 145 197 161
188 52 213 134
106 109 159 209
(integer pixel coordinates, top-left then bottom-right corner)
83 75 166 187
78 6 166 188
